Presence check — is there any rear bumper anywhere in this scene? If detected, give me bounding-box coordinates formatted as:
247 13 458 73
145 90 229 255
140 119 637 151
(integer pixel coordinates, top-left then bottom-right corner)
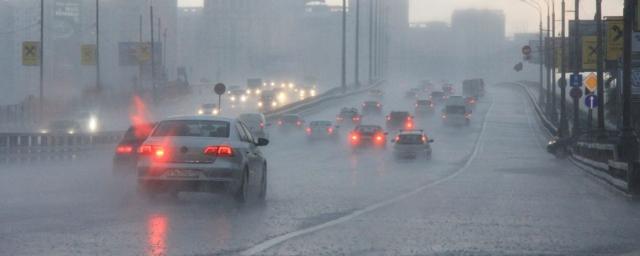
138 179 231 193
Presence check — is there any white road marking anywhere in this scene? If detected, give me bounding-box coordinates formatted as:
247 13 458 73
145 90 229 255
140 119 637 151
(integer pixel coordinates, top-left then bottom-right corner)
240 98 496 256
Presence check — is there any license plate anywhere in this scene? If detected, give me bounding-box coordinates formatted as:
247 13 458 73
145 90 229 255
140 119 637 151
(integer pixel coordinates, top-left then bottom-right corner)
166 169 199 178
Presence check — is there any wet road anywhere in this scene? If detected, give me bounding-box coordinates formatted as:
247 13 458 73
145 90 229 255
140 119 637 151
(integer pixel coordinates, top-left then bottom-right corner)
1 84 639 256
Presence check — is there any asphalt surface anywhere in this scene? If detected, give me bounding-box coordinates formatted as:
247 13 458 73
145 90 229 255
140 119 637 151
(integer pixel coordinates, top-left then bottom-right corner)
1 83 640 256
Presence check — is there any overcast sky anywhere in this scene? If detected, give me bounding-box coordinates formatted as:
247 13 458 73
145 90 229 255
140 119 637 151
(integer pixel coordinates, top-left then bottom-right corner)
178 0 624 37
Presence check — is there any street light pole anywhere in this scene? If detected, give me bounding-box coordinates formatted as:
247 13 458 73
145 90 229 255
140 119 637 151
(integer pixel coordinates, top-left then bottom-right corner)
551 0 558 122
39 0 44 118
368 0 373 84
596 0 605 134
341 0 347 92
620 0 638 162
559 0 569 138
572 0 580 136
354 0 360 87
96 0 101 93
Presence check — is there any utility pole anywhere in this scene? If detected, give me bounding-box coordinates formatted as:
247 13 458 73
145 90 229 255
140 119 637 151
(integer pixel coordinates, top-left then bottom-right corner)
354 0 360 87
138 14 143 90
596 0 605 134
550 0 558 122
620 0 638 162
150 5 157 102
559 0 569 138
39 0 44 118
341 0 347 92
545 2 551 115
539 17 544 105
368 0 373 84
96 0 101 92
572 0 580 136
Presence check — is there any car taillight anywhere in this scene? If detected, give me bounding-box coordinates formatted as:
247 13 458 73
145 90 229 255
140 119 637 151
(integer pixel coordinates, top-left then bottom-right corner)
422 136 428 143
377 103 381 108
465 113 472 119
442 114 447 119
260 122 265 128
353 116 360 121
351 133 359 142
306 127 312 134
278 120 283 125
138 145 165 158
406 122 413 129
116 145 133 154
386 116 390 121
375 134 384 143
327 127 333 134
203 145 234 157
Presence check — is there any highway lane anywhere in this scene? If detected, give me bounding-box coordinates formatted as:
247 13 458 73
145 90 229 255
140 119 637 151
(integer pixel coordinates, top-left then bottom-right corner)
0 82 493 255
254 85 640 256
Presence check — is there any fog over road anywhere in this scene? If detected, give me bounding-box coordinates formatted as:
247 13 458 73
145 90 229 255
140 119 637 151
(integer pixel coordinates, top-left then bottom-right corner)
1 83 639 256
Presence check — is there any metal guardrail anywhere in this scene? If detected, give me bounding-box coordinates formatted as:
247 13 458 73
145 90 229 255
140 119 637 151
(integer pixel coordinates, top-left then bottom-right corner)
0 81 382 164
512 81 636 193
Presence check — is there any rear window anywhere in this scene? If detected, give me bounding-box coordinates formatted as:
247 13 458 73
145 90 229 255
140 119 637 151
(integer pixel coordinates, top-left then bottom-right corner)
364 101 377 106
431 92 444 96
445 106 466 114
390 112 409 120
123 123 154 140
416 100 431 105
397 134 424 145
201 104 216 109
357 126 381 133
311 121 331 127
152 120 230 138
282 115 300 122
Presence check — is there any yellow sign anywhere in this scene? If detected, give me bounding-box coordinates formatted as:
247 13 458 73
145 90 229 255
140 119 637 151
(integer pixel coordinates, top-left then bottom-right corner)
582 36 598 70
584 73 597 92
606 18 624 61
135 43 151 63
81 44 96 65
22 41 39 66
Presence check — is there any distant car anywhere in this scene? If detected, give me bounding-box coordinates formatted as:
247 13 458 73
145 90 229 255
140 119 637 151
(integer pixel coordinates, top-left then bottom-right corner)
368 89 384 99
441 104 471 126
113 122 155 175
336 107 361 125
137 116 269 203
414 99 435 116
40 120 82 135
420 80 434 92
198 103 219 115
238 113 268 139
306 121 339 141
278 114 305 129
361 101 383 115
392 129 434 160
462 78 485 98
445 95 465 106
405 90 418 99
349 125 388 149
430 91 447 102
465 96 477 108
442 84 455 95
258 90 278 112
228 89 248 103
386 111 414 131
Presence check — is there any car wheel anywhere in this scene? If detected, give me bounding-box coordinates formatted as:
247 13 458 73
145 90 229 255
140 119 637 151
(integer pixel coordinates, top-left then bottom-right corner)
234 168 249 203
258 164 267 200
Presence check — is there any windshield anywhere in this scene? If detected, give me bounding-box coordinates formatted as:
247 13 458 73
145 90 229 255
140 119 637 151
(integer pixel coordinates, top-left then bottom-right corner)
4 1 635 255
152 120 230 137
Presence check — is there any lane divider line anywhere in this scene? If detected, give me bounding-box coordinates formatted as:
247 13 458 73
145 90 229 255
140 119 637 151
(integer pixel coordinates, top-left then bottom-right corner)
239 96 496 256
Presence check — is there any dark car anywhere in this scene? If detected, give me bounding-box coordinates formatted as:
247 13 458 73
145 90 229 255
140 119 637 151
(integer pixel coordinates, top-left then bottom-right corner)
113 122 156 175
40 120 82 135
278 114 305 130
349 125 388 149
414 99 435 116
430 91 447 102
386 111 414 131
337 107 362 125
361 101 383 115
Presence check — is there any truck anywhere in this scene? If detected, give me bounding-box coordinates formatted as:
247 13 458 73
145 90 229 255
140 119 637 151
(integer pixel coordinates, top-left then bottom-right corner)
462 78 485 99
247 78 263 95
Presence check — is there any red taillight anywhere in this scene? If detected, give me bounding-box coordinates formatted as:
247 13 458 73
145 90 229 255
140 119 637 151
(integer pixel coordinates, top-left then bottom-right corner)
386 116 390 121
138 145 165 159
327 127 333 134
203 145 234 157
297 121 302 126
375 134 384 143
353 116 360 121
278 120 283 125
422 136 427 143
406 122 413 129
350 133 359 142
306 127 312 134
260 122 265 128
116 145 133 154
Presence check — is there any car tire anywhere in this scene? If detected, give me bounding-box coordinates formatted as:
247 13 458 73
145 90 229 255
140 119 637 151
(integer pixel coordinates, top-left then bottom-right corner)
258 164 267 201
234 168 249 204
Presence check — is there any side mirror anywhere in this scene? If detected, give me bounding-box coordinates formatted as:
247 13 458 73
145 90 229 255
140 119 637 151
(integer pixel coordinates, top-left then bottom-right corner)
428 139 434 143
256 138 269 146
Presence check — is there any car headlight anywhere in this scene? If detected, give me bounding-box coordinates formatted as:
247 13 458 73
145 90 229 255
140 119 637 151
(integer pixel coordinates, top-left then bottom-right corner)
67 130 75 134
198 109 204 115
39 129 48 134
258 102 263 107
271 101 277 107
88 116 98 133
240 95 247 102
230 96 236 102
213 109 219 115
256 89 261 95
246 89 251 95
310 89 316 97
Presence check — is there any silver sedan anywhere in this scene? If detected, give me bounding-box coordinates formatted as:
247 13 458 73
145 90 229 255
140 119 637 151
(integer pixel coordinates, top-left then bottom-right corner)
136 116 269 203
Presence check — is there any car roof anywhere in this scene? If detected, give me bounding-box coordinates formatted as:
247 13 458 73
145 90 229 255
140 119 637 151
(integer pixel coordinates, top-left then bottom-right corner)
390 111 409 114
357 124 382 129
399 130 424 135
310 120 332 125
162 115 235 122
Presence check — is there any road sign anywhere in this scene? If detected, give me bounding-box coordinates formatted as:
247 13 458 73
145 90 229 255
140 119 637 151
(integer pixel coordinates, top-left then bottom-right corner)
570 87 583 98
570 74 583 88
522 45 532 55
606 17 624 61
584 94 598 109
81 44 96 65
584 73 597 92
214 83 226 95
582 36 598 70
22 41 39 66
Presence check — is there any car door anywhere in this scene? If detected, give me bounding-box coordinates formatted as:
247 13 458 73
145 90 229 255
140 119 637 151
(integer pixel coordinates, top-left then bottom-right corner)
237 122 261 187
